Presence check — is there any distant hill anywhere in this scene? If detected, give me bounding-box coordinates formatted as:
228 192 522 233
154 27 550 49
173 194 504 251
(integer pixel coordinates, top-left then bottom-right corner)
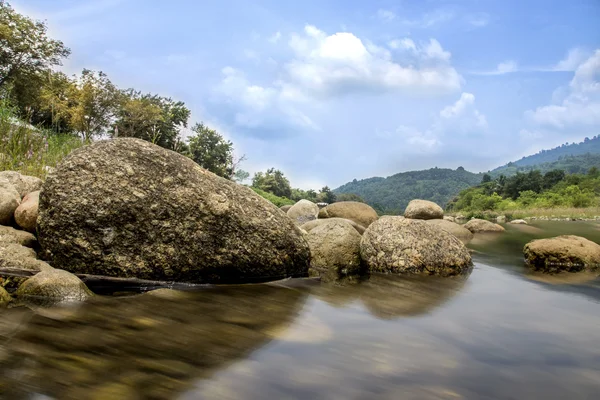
493 135 600 172
491 153 600 177
334 167 482 215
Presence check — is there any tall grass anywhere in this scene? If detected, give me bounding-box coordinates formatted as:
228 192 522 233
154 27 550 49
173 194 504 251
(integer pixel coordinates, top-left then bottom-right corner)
0 101 83 178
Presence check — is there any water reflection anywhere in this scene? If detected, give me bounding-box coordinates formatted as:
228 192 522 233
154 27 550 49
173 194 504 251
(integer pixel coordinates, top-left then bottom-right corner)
0 285 307 399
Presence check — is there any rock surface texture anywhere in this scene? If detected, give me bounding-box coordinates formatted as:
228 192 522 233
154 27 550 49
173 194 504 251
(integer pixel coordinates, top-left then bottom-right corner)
318 201 378 229
287 199 319 225
0 171 43 199
305 219 362 276
426 219 474 243
301 218 366 235
0 178 20 225
37 138 311 283
15 269 93 302
404 199 444 220
360 216 472 276
523 235 600 273
464 218 505 233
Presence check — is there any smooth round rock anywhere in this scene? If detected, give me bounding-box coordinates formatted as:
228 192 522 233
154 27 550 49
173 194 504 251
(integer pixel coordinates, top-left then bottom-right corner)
464 218 505 233
318 201 378 228
306 219 362 276
0 178 20 225
37 138 310 284
524 235 600 273
15 269 93 302
510 219 528 225
426 219 474 243
14 190 39 233
287 199 319 225
301 217 366 235
360 216 472 276
404 199 444 220
0 171 43 198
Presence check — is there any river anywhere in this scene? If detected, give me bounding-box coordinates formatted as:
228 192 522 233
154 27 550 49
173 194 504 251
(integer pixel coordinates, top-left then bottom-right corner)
1 221 599 399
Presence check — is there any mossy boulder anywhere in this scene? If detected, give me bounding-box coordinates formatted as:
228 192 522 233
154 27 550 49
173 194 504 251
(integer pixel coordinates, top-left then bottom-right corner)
37 138 310 284
360 216 472 276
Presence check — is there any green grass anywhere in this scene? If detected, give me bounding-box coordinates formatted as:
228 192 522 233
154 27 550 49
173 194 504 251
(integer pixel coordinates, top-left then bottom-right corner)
250 187 294 207
0 101 83 178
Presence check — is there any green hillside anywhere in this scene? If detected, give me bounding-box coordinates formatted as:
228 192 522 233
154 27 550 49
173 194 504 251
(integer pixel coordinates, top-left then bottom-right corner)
491 153 600 177
334 167 483 215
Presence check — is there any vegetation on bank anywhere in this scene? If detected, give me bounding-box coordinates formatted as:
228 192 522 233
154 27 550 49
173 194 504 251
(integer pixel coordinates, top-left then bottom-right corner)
447 168 600 217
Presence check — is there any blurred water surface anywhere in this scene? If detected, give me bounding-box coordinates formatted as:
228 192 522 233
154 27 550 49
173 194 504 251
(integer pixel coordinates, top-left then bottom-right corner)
1 221 599 399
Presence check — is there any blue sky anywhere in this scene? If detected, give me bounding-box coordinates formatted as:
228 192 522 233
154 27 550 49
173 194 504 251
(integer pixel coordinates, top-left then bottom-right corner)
14 0 600 189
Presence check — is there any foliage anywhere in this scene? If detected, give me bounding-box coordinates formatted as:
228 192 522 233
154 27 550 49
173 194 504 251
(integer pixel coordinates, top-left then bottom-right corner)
335 193 365 203
0 1 70 88
291 188 318 202
335 167 482 215
0 100 82 178
187 123 235 178
233 169 250 184
252 168 292 199
448 168 600 214
250 187 294 207
113 89 190 151
317 186 336 203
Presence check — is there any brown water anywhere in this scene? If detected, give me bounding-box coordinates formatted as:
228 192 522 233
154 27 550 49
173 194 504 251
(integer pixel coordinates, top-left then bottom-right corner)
1 221 599 399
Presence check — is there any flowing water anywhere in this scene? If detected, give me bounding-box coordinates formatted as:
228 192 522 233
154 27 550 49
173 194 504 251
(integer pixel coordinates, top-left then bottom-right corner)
1 221 599 399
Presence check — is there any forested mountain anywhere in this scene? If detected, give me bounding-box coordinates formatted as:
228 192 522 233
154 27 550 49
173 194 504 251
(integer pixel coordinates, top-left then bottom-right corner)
334 168 482 215
493 135 600 171
491 153 600 177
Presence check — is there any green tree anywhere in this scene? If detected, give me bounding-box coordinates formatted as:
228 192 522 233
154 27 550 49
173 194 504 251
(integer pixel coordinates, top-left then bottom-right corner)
233 169 250 184
69 69 119 141
187 122 234 178
0 1 70 88
317 186 336 204
481 173 491 183
252 168 292 198
113 90 190 150
336 193 365 203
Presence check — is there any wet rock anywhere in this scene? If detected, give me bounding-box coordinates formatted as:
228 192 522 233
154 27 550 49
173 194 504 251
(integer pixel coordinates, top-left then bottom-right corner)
318 201 378 229
523 235 600 273
510 219 528 224
0 225 37 248
15 269 93 302
14 190 39 233
301 217 366 235
0 286 11 306
0 171 43 199
404 199 444 220
287 199 319 225
426 219 474 243
464 218 505 233
306 219 362 277
0 177 20 226
360 216 472 276
37 138 310 284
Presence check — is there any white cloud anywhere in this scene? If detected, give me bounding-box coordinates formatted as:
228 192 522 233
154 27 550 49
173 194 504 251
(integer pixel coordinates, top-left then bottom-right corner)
553 48 591 72
268 31 282 43
523 50 600 141
376 9 396 22
389 38 416 51
470 60 518 75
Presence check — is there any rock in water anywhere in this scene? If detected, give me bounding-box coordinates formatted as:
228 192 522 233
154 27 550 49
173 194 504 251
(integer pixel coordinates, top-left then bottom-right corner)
37 138 310 283
464 218 505 233
306 219 362 277
510 219 528 225
14 190 39 233
426 219 474 243
15 269 93 303
318 201 378 228
360 216 472 276
404 199 444 220
523 235 600 273
287 199 319 225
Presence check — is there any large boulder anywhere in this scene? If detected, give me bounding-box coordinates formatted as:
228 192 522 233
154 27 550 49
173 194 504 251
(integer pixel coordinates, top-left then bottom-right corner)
360 216 472 276
287 199 319 225
0 171 43 198
14 190 39 233
464 218 505 233
305 219 362 277
426 219 474 243
318 201 378 228
15 269 93 302
301 217 366 235
37 138 310 284
0 178 20 226
523 235 600 273
404 199 444 220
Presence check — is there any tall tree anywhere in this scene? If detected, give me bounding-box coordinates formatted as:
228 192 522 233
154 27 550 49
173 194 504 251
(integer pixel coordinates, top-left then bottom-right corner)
113 90 190 150
69 69 119 141
0 1 70 88
187 122 234 178
317 186 336 204
252 168 292 198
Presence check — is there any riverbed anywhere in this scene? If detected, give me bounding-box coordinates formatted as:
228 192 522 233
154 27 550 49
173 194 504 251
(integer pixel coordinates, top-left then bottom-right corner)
1 221 599 399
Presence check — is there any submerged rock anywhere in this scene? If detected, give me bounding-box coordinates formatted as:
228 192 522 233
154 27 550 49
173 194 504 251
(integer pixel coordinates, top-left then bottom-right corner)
306 219 362 278
0 178 20 226
404 199 444 220
14 190 39 233
426 219 474 243
37 138 310 284
287 199 319 225
523 235 600 273
464 218 505 233
318 201 378 229
301 217 366 235
360 216 472 276
15 269 93 302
